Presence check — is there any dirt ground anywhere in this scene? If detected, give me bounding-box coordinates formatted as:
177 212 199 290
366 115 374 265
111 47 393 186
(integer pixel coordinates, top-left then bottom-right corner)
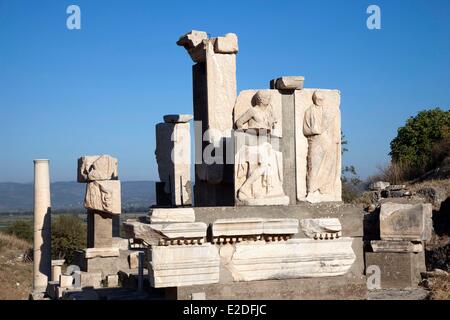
0 233 33 300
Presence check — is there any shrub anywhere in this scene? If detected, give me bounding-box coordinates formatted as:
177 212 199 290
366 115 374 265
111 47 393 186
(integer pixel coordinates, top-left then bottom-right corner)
390 108 450 180
51 214 86 265
5 220 33 243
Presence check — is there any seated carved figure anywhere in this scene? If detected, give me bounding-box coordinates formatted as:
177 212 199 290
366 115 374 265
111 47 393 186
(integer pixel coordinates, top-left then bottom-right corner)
236 142 284 201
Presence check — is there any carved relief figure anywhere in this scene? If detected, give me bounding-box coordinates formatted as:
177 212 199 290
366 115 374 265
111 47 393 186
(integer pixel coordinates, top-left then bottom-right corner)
235 90 278 133
303 91 341 202
236 142 284 202
234 90 288 205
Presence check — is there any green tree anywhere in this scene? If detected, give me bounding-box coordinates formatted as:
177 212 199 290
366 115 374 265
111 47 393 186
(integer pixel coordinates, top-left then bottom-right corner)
390 108 450 179
5 220 33 243
51 214 86 265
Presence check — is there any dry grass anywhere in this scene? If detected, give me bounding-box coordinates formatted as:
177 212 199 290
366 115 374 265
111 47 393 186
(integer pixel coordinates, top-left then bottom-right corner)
0 232 33 300
0 232 32 251
427 274 450 300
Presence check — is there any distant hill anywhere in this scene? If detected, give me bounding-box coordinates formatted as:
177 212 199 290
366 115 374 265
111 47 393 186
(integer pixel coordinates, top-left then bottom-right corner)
0 181 155 213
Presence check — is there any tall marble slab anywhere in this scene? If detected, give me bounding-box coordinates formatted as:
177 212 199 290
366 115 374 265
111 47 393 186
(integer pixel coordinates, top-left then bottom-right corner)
177 31 237 206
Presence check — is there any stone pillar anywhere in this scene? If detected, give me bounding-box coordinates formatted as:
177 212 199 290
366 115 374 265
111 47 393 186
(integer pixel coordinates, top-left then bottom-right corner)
33 159 52 293
269 77 305 204
177 31 238 206
155 115 193 207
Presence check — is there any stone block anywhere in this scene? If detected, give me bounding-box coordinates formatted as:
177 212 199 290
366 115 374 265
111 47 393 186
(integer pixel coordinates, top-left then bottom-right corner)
219 238 356 282
212 218 299 242
59 274 74 288
84 247 120 259
123 220 207 246
177 30 208 50
149 244 220 288
149 208 195 223
80 256 119 278
106 274 119 287
155 122 192 206
80 272 102 288
78 155 118 182
164 114 193 123
271 76 305 90
365 251 426 289
300 218 342 240
128 252 140 269
52 265 62 282
85 180 121 214
214 33 239 53
369 181 390 191
150 222 207 240
194 203 364 238
380 202 433 241
191 292 206 300
87 211 113 248
370 240 423 253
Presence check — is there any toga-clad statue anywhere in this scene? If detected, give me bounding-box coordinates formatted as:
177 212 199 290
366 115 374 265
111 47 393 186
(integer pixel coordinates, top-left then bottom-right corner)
303 91 341 203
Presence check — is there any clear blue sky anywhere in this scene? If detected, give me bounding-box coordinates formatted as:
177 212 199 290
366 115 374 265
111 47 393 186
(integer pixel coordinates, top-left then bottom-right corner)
0 0 449 183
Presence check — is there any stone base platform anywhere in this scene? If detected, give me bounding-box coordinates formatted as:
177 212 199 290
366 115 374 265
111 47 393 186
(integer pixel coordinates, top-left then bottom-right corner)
146 203 368 300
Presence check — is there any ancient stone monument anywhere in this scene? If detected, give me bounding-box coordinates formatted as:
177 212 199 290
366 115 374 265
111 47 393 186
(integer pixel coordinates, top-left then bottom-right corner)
29 30 433 300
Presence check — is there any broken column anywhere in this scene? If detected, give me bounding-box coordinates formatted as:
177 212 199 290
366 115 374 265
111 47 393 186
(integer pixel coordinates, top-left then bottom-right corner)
177 31 238 206
77 155 121 278
33 159 52 293
155 114 193 207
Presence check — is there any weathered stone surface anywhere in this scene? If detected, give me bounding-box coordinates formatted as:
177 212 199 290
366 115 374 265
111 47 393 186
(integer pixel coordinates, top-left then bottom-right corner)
123 220 207 245
161 237 366 300
294 89 341 203
78 155 118 183
177 30 208 49
150 222 207 240
149 208 195 223
52 265 62 282
52 259 65 266
195 203 364 238
234 130 288 206
163 114 193 123
79 272 102 289
271 76 305 90
85 181 121 214
370 240 423 253
214 33 238 53
300 218 342 239
212 218 298 240
365 251 426 289
87 211 113 248
380 202 433 241
219 238 355 282
234 90 283 137
106 274 119 287
148 244 220 288
84 247 120 259
155 121 192 206
59 274 74 288
128 252 140 269
33 159 52 293
370 181 390 191
177 30 209 62
123 220 161 246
